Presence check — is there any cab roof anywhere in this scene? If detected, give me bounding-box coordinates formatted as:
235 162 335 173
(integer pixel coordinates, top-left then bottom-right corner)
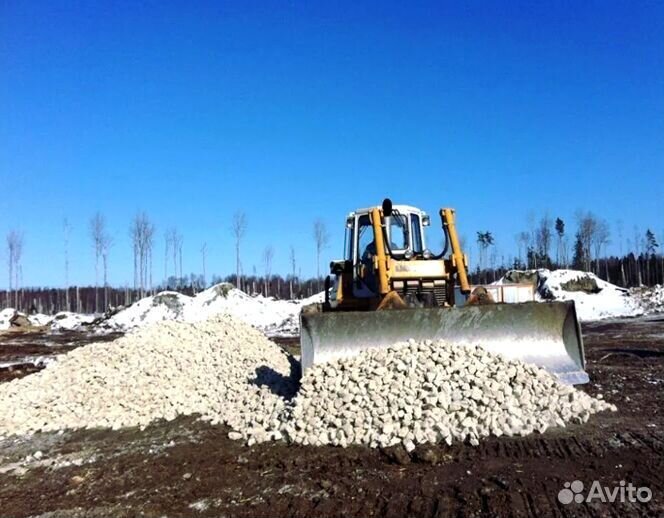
347 204 427 219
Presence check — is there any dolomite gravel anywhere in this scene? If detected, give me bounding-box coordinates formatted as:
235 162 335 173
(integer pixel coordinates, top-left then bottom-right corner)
280 339 617 450
0 316 296 444
0 316 616 450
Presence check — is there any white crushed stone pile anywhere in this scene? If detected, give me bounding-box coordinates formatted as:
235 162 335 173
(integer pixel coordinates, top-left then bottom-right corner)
280 340 616 450
0 315 296 443
0 318 616 449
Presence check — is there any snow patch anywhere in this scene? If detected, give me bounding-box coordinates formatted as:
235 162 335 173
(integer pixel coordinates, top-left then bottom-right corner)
27 314 52 327
50 312 97 331
497 269 642 321
0 309 18 330
102 284 323 336
631 284 664 315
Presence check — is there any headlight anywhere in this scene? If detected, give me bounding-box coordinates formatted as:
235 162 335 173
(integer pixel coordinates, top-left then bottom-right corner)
404 249 414 260
422 249 433 259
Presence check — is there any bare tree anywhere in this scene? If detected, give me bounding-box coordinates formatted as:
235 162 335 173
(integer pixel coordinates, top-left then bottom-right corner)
554 218 565 266
593 219 610 280
90 213 113 311
177 233 183 282
163 231 170 285
575 211 598 272
289 245 296 299
90 213 104 311
167 228 182 288
516 231 529 267
63 218 71 311
130 213 156 297
201 242 207 288
616 220 624 256
313 219 329 289
101 231 113 310
262 245 274 297
526 211 536 266
6 230 23 308
230 211 247 290
536 214 552 265
146 222 155 293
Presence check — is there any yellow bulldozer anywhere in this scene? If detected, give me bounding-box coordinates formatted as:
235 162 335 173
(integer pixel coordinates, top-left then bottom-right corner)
300 199 588 385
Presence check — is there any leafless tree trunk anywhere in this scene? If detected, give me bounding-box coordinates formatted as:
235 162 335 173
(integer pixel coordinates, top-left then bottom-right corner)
576 211 598 273
164 231 170 286
289 245 296 299
131 213 156 298
593 220 610 276
313 219 329 291
263 245 274 297
99 219 113 311
63 219 71 311
536 214 552 264
90 213 106 312
6 230 23 308
166 228 182 288
526 211 536 268
231 211 247 291
201 242 207 288
178 237 183 282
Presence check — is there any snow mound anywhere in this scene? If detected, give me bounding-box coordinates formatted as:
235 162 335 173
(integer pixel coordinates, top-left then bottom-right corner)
631 285 664 315
0 309 18 330
27 313 53 327
102 284 324 336
103 291 190 329
0 309 32 330
497 269 642 321
50 312 97 331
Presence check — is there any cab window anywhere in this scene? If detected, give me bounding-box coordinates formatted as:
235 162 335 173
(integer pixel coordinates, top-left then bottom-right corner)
410 215 423 252
387 215 409 250
357 215 374 261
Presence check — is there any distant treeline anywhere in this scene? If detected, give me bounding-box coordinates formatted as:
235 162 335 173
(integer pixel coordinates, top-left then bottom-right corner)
3 253 663 315
470 252 664 288
1 274 323 315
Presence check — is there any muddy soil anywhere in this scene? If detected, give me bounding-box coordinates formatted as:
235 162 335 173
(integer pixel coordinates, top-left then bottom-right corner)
0 329 122 383
0 317 663 517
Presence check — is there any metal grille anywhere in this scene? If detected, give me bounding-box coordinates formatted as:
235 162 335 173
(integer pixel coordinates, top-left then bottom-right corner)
394 282 447 307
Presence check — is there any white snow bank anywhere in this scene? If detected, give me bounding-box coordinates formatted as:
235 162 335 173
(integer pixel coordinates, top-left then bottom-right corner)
102 284 324 336
27 313 52 327
0 309 33 330
631 284 664 315
538 269 641 321
497 269 642 321
0 309 17 330
49 312 97 331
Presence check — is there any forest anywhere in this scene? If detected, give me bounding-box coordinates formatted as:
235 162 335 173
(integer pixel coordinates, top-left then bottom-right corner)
2 210 661 315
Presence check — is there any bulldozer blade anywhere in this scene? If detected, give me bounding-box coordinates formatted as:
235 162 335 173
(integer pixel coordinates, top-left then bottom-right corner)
300 301 588 385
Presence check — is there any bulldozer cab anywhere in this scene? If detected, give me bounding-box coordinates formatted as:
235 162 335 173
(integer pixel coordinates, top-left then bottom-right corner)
345 206 429 298
328 201 469 310
353 206 426 260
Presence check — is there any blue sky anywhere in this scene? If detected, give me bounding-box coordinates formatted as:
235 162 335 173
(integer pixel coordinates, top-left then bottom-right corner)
1 1 663 288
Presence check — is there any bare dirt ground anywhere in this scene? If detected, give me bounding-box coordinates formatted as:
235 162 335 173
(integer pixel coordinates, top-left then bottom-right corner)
0 330 122 383
0 317 663 518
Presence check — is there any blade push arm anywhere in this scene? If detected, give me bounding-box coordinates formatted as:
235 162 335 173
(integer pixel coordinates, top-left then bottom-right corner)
440 208 470 294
